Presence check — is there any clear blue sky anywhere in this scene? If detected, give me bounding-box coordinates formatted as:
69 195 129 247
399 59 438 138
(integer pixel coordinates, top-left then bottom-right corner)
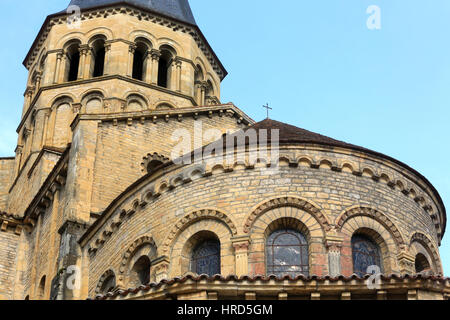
0 0 448 275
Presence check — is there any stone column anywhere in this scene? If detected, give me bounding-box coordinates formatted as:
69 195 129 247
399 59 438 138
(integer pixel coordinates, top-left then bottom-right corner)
79 45 91 80
144 51 152 83
195 82 202 105
41 110 50 148
127 44 136 77
169 61 177 91
31 110 46 152
104 41 112 75
78 45 87 80
58 52 67 83
200 82 207 106
24 86 35 113
174 57 182 92
23 128 32 160
35 73 42 91
232 236 251 277
54 50 64 84
150 49 161 84
325 234 344 277
13 145 23 177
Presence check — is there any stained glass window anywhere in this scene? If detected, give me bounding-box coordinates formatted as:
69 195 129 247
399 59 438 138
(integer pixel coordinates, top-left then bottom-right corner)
191 240 221 276
266 229 309 277
351 235 382 277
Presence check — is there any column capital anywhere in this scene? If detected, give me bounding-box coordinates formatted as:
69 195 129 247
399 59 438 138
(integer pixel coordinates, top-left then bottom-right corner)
104 40 113 50
55 49 65 59
72 103 82 114
324 234 344 252
78 44 92 54
397 251 415 274
174 56 183 67
25 86 35 97
231 235 251 252
15 145 24 153
150 48 161 60
129 43 137 53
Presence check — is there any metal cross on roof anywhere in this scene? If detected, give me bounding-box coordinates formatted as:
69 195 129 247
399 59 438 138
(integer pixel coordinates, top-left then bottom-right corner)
263 103 272 119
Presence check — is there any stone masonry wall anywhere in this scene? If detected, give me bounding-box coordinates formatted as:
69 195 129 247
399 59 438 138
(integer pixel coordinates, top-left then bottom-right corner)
0 158 14 211
84 145 443 297
0 231 20 300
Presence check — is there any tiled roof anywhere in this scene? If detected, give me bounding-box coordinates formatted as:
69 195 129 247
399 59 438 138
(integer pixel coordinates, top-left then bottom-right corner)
93 273 450 300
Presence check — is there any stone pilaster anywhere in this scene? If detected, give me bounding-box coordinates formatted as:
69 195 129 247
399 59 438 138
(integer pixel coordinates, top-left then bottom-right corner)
324 234 344 277
152 256 170 283
397 251 415 274
231 236 251 277
55 220 87 300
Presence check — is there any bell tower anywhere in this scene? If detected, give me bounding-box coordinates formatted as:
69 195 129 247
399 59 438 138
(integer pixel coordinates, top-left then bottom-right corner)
9 0 229 214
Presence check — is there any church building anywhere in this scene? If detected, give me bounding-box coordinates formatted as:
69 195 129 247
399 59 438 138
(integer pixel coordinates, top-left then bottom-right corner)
0 0 448 300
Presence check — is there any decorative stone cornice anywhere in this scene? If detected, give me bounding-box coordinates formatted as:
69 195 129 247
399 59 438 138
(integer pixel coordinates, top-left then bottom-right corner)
23 145 70 221
72 103 253 131
0 212 28 235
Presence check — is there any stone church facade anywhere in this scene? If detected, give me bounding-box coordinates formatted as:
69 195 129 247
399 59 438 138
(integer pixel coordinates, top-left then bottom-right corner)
0 0 448 300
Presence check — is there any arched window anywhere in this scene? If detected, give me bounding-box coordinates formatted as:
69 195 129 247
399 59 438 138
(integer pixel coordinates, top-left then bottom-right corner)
266 229 309 277
351 234 382 277
132 41 150 81
37 276 46 300
100 274 116 294
65 43 80 82
415 253 431 273
191 240 220 276
126 94 147 112
91 39 106 77
195 64 204 83
130 256 151 287
158 46 175 88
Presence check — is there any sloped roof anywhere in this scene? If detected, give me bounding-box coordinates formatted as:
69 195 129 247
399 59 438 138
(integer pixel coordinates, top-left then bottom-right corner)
249 119 365 149
92 273 450 300
67 0 196 25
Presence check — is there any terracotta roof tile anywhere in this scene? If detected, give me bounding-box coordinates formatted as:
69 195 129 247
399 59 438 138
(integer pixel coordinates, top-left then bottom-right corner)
92 273 450 300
